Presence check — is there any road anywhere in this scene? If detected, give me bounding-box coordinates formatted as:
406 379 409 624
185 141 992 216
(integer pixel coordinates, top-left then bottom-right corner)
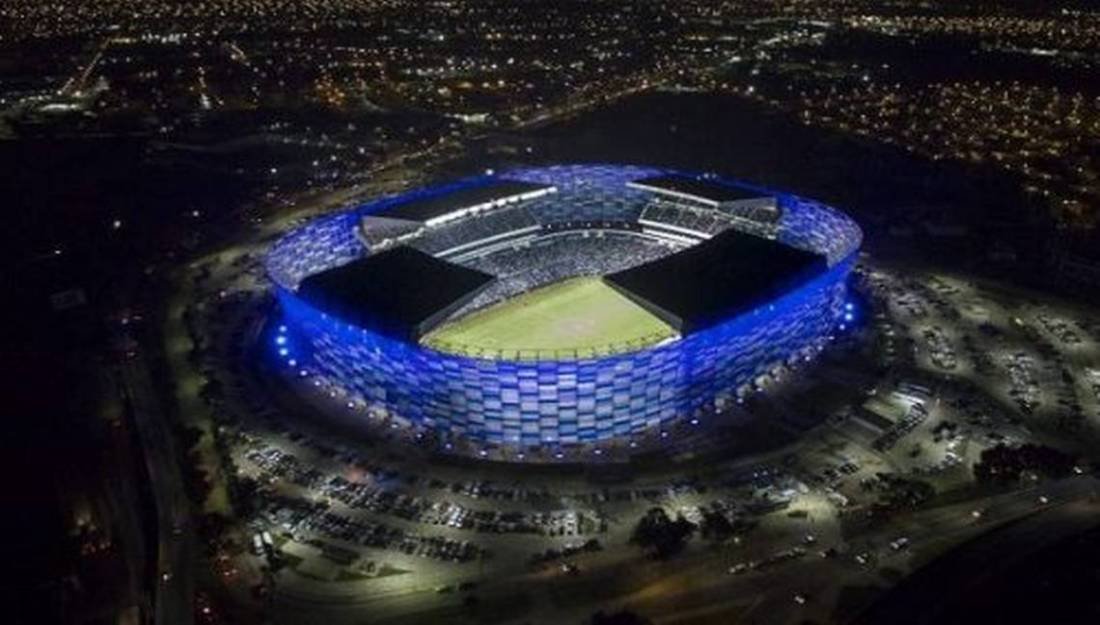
251 475 1099 625
851 489 1100 624
120 355 196 625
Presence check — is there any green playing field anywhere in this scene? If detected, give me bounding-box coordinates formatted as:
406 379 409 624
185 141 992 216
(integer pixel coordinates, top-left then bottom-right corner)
422 276 676 358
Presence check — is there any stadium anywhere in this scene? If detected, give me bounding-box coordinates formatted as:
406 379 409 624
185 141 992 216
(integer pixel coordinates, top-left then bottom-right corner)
264 165 862 449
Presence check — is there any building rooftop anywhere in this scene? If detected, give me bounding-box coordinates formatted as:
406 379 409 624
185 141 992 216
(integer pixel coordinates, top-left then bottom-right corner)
605 229 827 334
378 179 554 224
631 175 771 204
297 247 494 341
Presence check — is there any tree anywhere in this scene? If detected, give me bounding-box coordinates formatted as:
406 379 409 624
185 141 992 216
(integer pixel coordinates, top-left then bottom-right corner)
181 459 211 504
974 443 1075 484
871 474 934 516
233 475 261 517
700 509 736 542
178 424 203 450
629 507 696 559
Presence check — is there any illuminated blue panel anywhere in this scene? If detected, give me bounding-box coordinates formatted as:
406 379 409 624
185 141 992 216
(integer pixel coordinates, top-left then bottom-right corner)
264 165 862 446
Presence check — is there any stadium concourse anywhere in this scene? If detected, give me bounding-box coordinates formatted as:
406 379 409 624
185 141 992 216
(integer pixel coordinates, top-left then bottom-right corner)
264 164 862 453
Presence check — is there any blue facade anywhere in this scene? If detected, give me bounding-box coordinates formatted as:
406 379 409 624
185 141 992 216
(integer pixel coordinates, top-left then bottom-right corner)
265 165 862 446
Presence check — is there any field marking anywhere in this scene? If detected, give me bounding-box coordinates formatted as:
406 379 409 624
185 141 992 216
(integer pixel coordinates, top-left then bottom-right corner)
423 276 676 357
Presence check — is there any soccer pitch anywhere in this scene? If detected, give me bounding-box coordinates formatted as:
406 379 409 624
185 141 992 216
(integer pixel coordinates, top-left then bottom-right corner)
423 276 677 358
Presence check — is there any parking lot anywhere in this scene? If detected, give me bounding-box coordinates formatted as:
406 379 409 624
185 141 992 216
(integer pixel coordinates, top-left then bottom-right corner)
166 247 1100 625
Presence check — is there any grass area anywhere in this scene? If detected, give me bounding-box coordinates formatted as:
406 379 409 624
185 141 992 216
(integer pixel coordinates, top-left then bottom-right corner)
423 276 676 358
279 553 304 569
336 569 371 582
164 263 233 516
376 563 411 578
334 563 410 583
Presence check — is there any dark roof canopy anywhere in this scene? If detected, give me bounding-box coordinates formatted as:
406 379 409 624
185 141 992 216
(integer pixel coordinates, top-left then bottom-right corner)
298 247 494 341
379 179 552 223
632 175 770 204
605 230 826 334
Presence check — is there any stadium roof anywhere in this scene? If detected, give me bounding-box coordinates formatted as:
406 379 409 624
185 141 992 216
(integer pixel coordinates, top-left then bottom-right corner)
378 179 554 224
359 215 422 249
297 247 494 341
630 175 771 205
604 230 827 334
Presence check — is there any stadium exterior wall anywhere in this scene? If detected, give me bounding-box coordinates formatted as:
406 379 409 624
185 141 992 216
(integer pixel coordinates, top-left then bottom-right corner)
265 165 862 446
